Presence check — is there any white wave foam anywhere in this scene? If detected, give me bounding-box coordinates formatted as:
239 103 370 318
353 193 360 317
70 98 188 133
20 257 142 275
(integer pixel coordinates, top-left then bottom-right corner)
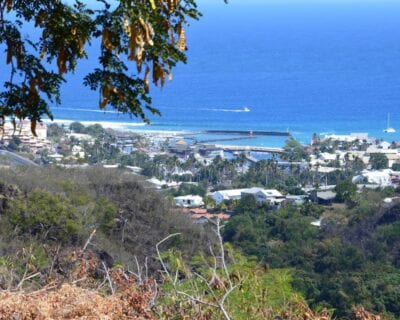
60 107 121 114
44 119 147 130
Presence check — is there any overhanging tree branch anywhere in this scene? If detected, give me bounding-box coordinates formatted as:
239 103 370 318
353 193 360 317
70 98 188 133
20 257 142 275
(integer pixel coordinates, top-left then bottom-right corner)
0 0 203 133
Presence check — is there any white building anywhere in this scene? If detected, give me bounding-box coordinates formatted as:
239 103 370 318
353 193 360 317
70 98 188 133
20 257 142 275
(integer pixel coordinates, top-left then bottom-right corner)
324 133 369 142
211 187 284 205
319 152 338 162
241 187 284 204
211 189 248 204
48 153 64 162
146 177 181 189
352 169 393 186
71 145 85 158
174 195 204 207
1 121 50 152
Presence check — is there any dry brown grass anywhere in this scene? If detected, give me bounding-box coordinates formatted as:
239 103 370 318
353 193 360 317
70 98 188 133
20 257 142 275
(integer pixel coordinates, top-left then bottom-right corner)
0 249 156 320
0 248 385 320
0 283 155 320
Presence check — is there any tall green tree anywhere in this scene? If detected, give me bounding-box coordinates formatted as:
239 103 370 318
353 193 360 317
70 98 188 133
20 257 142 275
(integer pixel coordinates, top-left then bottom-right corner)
369 153 389 170
282 138 309 162
334 180 357 203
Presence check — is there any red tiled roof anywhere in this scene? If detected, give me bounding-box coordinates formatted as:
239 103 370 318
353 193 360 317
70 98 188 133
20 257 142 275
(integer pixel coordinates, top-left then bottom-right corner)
191 213 231 220
189 208 208 215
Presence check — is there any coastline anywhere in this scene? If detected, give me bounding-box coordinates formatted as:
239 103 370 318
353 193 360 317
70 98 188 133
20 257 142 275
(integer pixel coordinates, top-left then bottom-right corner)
45 118 291 148
44 117 400 149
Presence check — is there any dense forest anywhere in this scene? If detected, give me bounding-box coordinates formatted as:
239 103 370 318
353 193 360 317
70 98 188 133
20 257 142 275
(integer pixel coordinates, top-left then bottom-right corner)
225 190 400 318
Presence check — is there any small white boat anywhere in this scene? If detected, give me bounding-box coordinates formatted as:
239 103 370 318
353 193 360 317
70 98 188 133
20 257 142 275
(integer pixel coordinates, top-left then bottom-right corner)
383 113 396 133
243 106 250 112
384 127 396 134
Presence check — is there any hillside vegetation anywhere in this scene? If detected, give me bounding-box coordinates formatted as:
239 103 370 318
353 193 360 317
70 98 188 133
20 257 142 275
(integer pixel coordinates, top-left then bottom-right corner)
224 191 400 318
0 167 304 319
0 167 394 319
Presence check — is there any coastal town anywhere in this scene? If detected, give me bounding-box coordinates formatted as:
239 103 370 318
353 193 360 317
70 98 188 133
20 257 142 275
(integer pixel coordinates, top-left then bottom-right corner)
2 120 400 223
2 0 400 317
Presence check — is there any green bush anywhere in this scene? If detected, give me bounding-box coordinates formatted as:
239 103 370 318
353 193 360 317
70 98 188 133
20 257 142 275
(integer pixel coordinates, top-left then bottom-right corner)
6 189 80 243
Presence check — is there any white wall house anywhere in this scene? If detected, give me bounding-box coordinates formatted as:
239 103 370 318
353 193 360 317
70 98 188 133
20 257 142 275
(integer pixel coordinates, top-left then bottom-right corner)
211 189 248 204
174 195 204 207
241 188 284 204
211 188 284 205
352 169 393 186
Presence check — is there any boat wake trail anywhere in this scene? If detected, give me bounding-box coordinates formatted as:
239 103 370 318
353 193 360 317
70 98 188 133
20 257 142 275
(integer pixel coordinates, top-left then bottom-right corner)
201 107 250 113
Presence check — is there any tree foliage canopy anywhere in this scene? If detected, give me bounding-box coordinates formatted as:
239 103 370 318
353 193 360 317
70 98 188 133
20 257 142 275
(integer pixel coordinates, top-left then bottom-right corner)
224 190 400 318
369 153 389 170
0 0 202 133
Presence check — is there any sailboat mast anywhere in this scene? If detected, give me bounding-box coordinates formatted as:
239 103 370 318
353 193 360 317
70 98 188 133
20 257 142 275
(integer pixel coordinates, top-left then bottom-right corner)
384 113 396 133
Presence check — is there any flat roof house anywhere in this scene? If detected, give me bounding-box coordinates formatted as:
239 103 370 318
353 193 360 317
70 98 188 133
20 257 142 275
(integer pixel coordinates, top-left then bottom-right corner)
211 189 248 204
241 187 284 204
212 187 284 205
174 195 204 208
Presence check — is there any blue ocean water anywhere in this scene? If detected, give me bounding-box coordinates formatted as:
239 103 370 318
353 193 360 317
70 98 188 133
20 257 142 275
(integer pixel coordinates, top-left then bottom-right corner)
5 1 400 146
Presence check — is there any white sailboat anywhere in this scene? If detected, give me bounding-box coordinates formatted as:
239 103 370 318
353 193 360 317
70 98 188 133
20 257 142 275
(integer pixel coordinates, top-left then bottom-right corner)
383 113 396 133
243 106 250 112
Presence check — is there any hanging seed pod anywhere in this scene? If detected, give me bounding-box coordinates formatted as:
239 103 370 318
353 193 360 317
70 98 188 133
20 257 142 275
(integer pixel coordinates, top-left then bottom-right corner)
77 38 85 56
152 60 165 86
128 23 137 60
57 48 68 75
144 66 150 93
39 44 47 60
123 16 130 36
100 85 111 108
139 18 154 46
40 30 47 59
167 0 176 13
6 0 12 12
102 28 114 51
148 0 156 10
177 23 186 51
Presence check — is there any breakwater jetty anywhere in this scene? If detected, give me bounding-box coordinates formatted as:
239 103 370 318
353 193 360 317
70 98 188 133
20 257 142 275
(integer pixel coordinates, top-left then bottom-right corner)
204 130 291 137
197 136 257 143
209 144 285 154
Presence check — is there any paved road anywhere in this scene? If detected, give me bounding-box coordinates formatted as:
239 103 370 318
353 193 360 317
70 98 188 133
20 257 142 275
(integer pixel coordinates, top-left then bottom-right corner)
0 150 39 166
